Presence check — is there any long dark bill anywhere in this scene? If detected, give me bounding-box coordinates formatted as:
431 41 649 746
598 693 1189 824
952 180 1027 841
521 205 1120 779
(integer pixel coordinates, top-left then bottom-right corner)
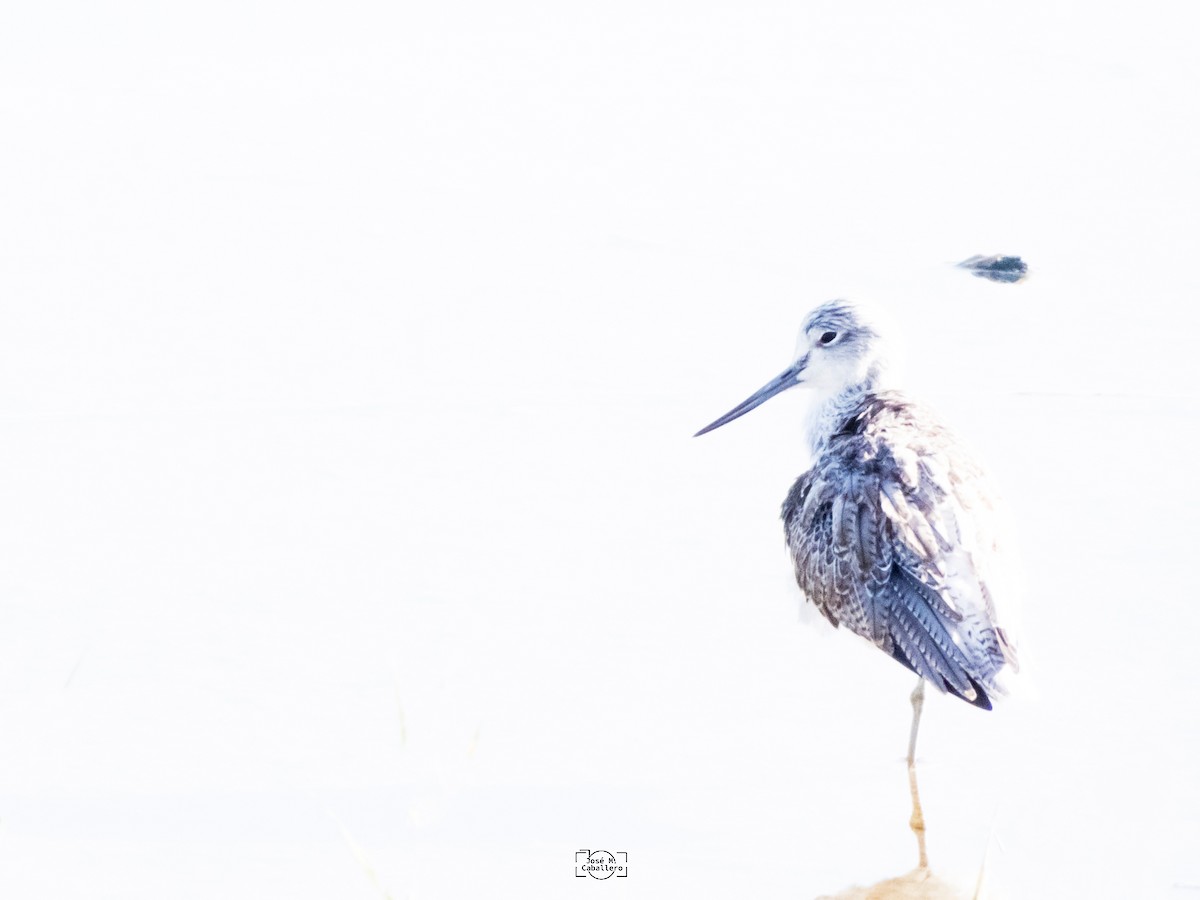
693 361 805 437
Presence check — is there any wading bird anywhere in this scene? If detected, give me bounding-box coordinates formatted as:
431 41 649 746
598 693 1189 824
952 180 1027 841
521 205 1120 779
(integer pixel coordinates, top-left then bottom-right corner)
695 300 1018 870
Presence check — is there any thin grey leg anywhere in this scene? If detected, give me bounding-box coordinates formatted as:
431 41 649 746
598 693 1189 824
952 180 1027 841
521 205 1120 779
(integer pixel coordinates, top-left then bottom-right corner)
907 677 929 870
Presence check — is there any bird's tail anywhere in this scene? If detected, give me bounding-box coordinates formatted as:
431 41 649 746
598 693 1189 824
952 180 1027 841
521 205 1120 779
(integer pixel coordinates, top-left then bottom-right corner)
886 567 995 710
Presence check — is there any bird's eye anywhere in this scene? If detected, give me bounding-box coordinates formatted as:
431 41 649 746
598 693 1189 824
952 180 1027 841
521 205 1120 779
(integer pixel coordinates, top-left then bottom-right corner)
819 331 838 345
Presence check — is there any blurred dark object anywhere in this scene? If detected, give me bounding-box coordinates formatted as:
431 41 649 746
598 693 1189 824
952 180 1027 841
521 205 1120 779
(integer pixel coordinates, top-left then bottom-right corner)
956 254 1028 284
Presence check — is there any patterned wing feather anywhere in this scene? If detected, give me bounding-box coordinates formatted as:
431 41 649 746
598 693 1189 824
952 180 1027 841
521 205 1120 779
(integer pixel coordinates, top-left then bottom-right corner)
781 392 1016 707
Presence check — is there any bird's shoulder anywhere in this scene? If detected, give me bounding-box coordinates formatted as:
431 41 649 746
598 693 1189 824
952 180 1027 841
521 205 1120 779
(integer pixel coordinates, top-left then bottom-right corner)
819 391 987 503
780 389 1000 602
830 390 957 461
783 392 964 513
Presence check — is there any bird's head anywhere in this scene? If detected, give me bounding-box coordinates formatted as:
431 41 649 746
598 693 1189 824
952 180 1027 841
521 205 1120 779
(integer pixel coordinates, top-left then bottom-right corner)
695 300 889 437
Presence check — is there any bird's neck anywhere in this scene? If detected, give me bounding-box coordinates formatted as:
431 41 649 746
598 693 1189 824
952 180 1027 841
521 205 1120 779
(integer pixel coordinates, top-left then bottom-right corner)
805 383 873 456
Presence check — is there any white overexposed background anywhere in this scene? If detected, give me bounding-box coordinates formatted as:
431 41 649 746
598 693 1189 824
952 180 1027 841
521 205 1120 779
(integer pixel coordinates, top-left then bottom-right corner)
1 1 1198 898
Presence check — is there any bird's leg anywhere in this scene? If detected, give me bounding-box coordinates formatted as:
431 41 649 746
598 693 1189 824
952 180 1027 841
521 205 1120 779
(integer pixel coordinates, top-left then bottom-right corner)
907 677 929 870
